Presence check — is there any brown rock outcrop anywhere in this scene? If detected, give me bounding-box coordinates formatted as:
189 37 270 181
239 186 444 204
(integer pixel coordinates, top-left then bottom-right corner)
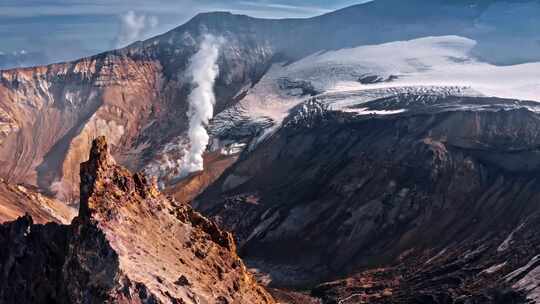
0 136 275 304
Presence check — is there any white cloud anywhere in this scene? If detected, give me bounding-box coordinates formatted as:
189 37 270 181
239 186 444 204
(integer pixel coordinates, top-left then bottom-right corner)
115 10 159 48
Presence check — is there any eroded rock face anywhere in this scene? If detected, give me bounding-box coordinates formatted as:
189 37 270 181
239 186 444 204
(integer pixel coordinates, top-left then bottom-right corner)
0 57 163 203
0 137 275 304
0 13 275 203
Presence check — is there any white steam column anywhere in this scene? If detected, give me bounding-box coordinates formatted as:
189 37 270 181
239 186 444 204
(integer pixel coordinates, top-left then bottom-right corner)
181 34 222 174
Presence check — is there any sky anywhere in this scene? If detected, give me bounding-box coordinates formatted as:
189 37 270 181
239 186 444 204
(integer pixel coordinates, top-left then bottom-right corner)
0 0 367 69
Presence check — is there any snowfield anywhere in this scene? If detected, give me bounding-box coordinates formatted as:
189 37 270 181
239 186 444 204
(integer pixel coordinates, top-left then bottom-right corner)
207 35 540 157
210 35 540 141
283 36 540 101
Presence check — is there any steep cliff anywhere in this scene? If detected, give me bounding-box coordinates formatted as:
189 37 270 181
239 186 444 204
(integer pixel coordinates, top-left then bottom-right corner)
196 96 540 302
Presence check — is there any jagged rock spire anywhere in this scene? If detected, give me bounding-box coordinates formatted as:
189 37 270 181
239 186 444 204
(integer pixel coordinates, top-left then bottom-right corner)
79 136 112 218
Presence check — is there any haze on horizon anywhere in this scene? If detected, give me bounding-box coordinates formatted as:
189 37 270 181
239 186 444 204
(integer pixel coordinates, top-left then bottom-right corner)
0 0 367 69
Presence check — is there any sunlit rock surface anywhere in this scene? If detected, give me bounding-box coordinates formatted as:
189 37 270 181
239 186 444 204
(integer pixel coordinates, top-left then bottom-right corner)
0 137 275 304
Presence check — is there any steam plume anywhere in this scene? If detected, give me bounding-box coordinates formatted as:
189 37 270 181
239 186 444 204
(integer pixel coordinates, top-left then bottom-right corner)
181 34 222 174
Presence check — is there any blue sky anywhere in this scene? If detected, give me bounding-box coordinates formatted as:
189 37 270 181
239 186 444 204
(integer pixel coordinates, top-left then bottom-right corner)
0 0 368 68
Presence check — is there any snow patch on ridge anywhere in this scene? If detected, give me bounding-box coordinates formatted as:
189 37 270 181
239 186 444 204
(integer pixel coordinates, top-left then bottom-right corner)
344 108 406 116
281 36 540 102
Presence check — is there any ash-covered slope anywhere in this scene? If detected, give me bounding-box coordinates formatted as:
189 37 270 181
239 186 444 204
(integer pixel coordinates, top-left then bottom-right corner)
0 137 274 304
196 96 540 302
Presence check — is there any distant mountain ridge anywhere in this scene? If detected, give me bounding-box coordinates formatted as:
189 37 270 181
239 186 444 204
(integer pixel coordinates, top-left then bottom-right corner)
129 0 540 65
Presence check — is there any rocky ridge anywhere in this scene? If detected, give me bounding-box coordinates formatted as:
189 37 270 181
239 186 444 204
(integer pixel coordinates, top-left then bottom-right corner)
0 136 274 304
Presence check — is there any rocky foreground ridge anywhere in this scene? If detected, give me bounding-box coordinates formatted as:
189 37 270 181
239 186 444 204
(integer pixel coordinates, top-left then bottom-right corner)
0 136 274 304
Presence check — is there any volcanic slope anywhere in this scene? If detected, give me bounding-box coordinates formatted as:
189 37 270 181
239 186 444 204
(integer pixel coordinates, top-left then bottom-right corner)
197 96 540 303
